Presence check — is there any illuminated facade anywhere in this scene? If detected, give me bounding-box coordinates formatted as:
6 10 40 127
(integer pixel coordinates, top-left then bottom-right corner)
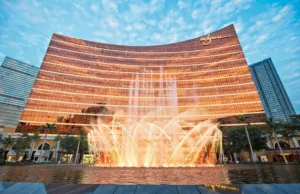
17 25 266 134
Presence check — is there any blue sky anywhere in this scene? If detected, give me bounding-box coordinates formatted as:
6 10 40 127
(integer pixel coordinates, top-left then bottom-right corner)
0 0 299 113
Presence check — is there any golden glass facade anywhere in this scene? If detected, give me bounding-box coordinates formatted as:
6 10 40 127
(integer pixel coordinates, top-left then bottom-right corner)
17 25 266 134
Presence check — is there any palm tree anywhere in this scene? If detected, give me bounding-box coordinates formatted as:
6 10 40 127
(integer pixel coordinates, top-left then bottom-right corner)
280 127 295 161
74 130 85 164
1 135 14 159
53 135 62 162
27 132 40 160
281 117 300 162
38 123 56 162
262 126 279 161
265 118 288 164
15 134 31 162
237 115 257 162
0 134 3 144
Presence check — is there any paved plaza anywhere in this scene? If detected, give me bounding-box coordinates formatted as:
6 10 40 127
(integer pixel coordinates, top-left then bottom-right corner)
0 182 300 194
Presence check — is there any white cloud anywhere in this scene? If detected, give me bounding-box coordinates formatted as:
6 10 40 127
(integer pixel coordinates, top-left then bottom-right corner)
177 0 186 9
106 16 119 28
288 72 300 79
149 0 165 13
91 4 99 13
192 10 198 19
133 23 146 31
176 17 185 26
244 4 251 9
125 0 164 22
284 46 300 54
223 18 243 34
24 12 45 23
272 5 290 22
93 30 113 39
254 34 268 44
289 36 297 40
234 20 243 34
125 25 133 32
147 20 156 26
243 45 250 51
101 0 118 12
32 0 40 7
72 3 80 9
152 33 161 41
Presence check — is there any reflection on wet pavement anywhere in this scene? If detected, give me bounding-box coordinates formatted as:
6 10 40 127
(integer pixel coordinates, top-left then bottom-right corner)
0 164 300 184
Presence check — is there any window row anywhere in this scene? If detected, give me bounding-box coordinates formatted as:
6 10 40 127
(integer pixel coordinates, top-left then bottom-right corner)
52 30 238 53
43 55 247 71
33 80 257 96
46 47 244 66
50 40 241 59
41 62 250 80
36 71 253 87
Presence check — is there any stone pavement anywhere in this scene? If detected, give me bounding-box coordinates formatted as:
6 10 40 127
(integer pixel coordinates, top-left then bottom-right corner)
0 182 299 194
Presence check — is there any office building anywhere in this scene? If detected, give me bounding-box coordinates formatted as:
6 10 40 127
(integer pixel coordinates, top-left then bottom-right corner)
0 57 38 132
249 58 296 121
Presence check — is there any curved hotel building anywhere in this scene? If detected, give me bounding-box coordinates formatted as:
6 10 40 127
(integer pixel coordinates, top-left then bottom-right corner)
16 24 266 165
18 24 265 134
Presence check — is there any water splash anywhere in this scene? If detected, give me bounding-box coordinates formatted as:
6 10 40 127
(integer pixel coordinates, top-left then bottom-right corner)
88 68 223 167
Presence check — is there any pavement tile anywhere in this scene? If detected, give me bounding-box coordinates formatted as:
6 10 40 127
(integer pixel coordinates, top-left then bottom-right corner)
177 185 200 194
197 185 221 194
114 185 136 194
0 182 299 194
242 184 266 194
46 183 91 194
93 184 117 194
273 184 300 194
157 185 177 194
0 182 15 190
0 182 33 194
254 184 286 194
65 184 99 194
135 185 159 194
14 183 45 194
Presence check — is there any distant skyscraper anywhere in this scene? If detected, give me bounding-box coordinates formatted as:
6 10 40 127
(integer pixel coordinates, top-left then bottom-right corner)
249 58 296 121
0 57 38 132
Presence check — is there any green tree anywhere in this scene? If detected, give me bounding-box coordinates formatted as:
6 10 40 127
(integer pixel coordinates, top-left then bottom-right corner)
289 114 300 126
0 133 3 154
60 135 88 163
281 115 300 162
223 126 267 161
38 123 56 162
265 118 288 164
14 134 31 162
0 134 4 164
236 115 257 162
27 132 40 160
60 136 78 163
1 135 14 160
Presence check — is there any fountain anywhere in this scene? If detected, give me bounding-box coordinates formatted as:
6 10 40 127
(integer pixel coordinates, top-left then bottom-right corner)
88 67 223 167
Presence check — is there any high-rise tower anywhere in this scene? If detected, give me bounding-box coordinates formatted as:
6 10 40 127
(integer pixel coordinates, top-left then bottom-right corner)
249 58 296 121
0 57 38 132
